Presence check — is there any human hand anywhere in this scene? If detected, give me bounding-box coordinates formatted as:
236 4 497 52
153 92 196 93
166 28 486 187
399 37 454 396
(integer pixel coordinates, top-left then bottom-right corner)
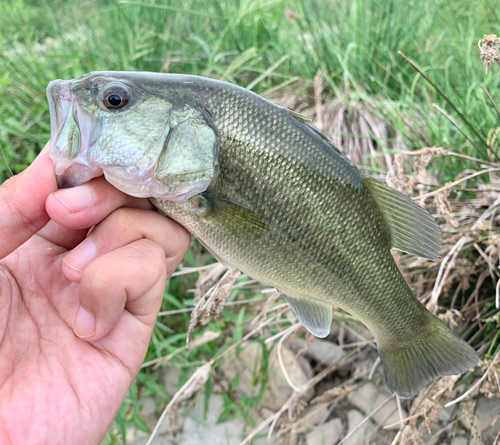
0 144 191 445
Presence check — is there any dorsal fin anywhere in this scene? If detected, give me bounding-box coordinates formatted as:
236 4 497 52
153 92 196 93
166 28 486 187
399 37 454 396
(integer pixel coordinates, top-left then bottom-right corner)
288 109 345 156
363 177 441 261
288 109 311 123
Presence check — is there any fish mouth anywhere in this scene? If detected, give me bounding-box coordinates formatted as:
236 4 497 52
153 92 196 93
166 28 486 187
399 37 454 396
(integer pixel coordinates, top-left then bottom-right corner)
47 79 104 188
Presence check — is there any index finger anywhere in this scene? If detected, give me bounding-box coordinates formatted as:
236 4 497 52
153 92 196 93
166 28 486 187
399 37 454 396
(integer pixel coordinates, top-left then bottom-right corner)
0 143 57 259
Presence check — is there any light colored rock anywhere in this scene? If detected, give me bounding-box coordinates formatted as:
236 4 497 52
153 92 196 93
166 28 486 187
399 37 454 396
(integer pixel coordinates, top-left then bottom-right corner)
306 418 343 445
438 405 457 424
219 341 314 410
290 338 344 366
177 392 279 445
421 421 445 445
300 403 331 429
181 393 247 444
347 383 407 429
131 437 170 445
161 366 181 396
450 437 468 445
254 435 279 445
140 396 157 418
128 429 149 445
460 396 500 444
475 396 500 443
343 410 374 445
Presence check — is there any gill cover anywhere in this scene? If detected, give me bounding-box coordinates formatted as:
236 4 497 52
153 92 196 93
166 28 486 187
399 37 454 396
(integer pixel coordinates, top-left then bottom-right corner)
47 75 219 202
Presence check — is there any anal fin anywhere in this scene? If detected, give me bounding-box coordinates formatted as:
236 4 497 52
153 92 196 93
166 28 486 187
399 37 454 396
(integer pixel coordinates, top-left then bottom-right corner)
280 293 332 338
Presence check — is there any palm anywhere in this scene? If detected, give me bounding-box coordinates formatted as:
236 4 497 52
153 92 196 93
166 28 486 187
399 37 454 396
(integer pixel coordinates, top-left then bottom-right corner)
1 235 135 444
0 148 190 445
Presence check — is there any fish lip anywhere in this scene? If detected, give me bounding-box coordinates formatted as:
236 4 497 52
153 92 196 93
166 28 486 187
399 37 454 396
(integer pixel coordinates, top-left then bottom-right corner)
47 79 104 188
55 162 104 189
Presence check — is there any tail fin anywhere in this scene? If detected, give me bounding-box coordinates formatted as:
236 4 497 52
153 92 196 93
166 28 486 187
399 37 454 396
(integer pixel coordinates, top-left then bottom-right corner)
377 315 479 398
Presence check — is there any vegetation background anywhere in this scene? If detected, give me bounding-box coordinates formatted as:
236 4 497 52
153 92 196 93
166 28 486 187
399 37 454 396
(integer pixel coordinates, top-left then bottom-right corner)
1 0 500 444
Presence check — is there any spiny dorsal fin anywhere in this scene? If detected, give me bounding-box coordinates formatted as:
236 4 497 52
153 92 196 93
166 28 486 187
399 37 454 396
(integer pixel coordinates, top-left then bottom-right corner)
288 109 311 123
288 109 345 156
281 293 332 338
363 177 441 261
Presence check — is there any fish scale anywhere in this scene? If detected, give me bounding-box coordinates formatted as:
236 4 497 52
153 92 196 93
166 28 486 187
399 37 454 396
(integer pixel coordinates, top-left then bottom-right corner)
47 71 479 397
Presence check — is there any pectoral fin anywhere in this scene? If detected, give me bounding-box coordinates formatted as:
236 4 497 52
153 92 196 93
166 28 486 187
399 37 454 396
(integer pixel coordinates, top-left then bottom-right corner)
197 193 270 237
281 293 333 338
364 177 441 261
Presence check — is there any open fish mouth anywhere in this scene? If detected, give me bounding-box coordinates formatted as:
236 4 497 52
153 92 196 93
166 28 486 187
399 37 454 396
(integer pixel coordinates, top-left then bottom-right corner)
47 75 219 202
47 79 105 189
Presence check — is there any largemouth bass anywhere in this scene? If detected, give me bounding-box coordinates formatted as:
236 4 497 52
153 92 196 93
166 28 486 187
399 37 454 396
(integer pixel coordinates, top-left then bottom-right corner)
47 72 478 398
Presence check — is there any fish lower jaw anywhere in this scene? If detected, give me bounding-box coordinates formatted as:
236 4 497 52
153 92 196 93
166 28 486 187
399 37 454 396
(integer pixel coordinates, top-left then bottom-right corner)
104 170 211 202
54 160 103 188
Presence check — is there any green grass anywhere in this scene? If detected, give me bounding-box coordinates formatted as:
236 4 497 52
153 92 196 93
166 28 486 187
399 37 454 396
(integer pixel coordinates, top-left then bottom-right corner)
2 0 500 443
1 0 500 179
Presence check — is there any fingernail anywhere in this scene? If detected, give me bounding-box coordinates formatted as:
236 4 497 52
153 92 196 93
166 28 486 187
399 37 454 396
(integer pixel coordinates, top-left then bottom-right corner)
55 185 94 213
63 237 96 273
74 306 96 338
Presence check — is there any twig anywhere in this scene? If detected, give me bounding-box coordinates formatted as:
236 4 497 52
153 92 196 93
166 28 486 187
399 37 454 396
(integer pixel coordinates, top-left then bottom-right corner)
158 297 264 316
493 429 500 445
240 350 361 445
432 104 485 156
368 357 381 380
397 147 498 168
428 236 473 312
387 395 405 445
240 397 289 445
383 411 424 429
398 51 492 160
445 349 500 407
214 306 290 363
0 144 13 177
389 431 402 445
171 264 221 276
496 279 500 310
337 394 396 445
481 84 500 121
428 195 500 310
264 322 302 344
141 331 220 370
277 323 303 392
145 362 212 445
414 167 500 201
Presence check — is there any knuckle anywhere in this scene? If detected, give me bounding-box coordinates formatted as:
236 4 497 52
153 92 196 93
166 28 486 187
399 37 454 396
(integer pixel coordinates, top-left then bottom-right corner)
134 239 166 263
101 207 139 231
82 261 114 296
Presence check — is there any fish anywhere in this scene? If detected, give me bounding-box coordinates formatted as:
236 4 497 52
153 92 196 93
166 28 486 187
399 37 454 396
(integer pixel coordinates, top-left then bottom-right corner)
46 71 479 398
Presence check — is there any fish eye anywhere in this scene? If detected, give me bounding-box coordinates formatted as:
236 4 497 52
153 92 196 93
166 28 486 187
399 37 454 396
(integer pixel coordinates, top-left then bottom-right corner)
101 84 130 110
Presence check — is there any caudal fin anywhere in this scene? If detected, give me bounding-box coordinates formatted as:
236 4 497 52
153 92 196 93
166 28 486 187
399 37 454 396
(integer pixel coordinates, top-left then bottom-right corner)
377 315 479 398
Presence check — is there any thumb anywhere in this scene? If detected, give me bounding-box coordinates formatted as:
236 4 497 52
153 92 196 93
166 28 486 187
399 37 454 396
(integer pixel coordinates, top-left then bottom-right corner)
0 143 57 259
